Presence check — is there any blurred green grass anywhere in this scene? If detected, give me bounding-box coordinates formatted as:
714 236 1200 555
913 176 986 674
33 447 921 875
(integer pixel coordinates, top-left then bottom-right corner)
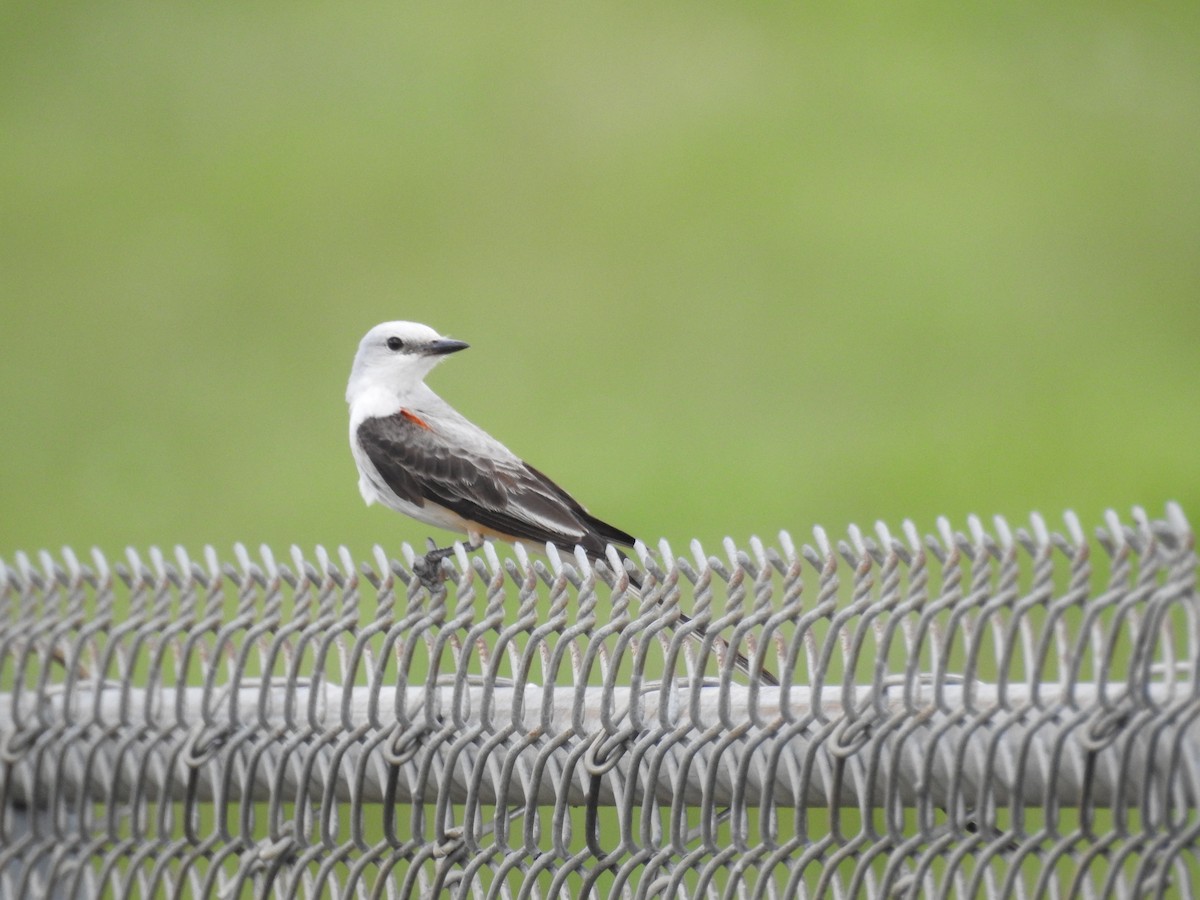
2 3 1198 561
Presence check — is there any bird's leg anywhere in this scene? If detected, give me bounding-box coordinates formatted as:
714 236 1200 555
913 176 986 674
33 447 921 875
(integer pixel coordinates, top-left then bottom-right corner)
412 535 485 589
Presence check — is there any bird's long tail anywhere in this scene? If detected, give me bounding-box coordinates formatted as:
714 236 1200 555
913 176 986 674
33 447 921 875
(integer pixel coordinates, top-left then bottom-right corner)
418 538 778 686
677 611 779 686
607 548 779 687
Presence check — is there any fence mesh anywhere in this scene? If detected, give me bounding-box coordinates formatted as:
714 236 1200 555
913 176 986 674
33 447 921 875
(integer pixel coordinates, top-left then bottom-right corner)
0 504 1197 898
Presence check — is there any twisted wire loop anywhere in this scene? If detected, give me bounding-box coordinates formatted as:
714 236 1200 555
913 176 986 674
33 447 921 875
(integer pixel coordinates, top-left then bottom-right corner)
0 505 1196 898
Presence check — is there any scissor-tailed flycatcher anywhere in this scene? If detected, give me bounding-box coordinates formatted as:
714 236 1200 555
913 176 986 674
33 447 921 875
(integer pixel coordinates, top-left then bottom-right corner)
347 320 776 684
347 320 637 566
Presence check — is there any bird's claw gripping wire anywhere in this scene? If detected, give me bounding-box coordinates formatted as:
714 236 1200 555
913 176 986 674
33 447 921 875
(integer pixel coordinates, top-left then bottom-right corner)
413 537 484 591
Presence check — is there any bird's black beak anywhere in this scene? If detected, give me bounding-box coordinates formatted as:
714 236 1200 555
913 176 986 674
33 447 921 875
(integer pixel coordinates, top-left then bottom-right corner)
426 338 470 356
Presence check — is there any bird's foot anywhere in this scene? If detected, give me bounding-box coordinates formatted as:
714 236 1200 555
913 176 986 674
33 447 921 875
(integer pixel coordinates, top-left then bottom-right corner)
411 555 448 591
412 538 484 591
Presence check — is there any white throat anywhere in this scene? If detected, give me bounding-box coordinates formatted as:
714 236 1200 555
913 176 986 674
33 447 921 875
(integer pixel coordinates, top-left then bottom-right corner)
347 384 399 425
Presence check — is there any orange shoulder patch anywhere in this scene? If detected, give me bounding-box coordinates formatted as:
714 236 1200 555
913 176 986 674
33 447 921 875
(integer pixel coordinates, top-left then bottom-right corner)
400 409 433 430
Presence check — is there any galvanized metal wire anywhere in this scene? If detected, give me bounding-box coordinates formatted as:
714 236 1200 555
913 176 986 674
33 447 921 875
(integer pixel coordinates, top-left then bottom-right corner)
0 504 1197 898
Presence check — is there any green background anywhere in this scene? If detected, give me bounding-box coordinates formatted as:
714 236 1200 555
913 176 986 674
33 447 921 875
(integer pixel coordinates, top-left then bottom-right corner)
2 4 1197 563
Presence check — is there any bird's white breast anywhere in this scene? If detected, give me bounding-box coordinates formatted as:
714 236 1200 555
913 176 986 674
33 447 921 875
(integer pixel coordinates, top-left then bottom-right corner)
347 384 404 431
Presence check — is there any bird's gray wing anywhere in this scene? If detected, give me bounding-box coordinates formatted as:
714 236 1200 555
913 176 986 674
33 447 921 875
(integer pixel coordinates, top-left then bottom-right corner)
356 411 635 555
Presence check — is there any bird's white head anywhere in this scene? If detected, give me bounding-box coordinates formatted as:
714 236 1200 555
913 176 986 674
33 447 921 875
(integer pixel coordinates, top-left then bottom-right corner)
346 320 469 405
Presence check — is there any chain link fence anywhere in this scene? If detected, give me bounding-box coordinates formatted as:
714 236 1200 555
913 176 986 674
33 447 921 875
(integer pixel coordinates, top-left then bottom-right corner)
1 505 1197 898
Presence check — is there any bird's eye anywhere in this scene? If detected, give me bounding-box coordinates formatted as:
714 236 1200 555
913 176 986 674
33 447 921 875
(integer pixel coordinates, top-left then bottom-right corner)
386 337 405 351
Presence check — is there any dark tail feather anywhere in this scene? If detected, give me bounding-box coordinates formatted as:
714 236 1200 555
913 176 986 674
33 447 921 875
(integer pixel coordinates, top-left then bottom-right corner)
607 544 644 590
576 517 778 686
591 543 777 686
678 611 779 686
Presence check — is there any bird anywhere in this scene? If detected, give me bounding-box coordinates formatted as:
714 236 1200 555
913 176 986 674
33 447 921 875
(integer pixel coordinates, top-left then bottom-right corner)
346 320 777 684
